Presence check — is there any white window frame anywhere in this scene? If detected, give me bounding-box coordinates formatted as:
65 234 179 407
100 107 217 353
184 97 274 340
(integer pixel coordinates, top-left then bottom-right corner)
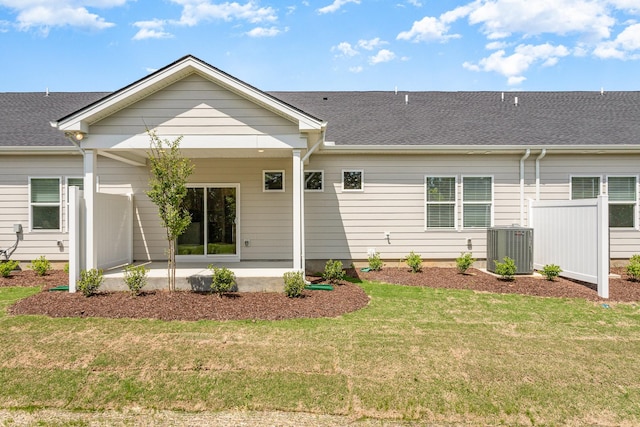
424 175 458 230
65 177 84 232
570 175 603 200
606 175 638 230
342 169 364 192
28 176 62 232
304 170 324 192
461 175 494 229
263 170 285 192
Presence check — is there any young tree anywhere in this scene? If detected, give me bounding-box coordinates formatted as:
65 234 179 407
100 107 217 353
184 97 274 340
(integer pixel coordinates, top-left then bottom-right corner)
146 130 194 291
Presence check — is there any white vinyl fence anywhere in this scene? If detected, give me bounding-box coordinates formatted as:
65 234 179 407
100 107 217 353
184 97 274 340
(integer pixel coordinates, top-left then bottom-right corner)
69 187 133 292
528 196 609 298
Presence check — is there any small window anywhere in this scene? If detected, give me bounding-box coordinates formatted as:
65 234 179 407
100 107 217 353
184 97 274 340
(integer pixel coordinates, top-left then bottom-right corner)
304 171 324 192
263 170 284 192
425 176 456 229
608 176 637 228
30 177 61 231
571 176 600 200
66 177 84 231
342 170 363 191
462 176 492 228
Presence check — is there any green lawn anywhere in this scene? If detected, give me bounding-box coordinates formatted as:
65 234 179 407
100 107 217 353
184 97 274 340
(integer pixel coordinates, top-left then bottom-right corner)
1 283 639 426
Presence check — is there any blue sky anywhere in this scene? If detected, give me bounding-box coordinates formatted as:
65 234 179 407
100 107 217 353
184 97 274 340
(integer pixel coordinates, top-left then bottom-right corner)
1 0 639 92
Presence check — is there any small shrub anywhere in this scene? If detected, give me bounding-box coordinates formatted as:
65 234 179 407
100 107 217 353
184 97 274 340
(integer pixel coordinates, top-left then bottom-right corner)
456 252 475 274
322 259 345 284
627 254 640 281
368 252 383 271
283 271 306 298
494 256 517 281
123 264 149 296
63 263 69 274
0 260 19 278
405 251 422 273
209 266 235 296
541 264 562 281
29 256 51 276
77 268 103 297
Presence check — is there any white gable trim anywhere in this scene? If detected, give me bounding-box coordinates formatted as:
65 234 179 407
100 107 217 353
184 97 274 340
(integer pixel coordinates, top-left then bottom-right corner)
55 55 325 135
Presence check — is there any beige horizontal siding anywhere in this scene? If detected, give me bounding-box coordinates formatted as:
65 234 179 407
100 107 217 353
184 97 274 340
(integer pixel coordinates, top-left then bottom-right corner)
89 74 299 138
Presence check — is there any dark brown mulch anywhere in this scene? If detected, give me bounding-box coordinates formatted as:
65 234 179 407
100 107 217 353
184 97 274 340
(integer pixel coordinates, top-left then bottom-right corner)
4 270 369 321
4 265 640 322
357 266 640 302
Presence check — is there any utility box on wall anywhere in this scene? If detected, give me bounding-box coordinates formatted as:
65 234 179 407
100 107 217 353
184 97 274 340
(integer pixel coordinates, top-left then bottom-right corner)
487 227 534 275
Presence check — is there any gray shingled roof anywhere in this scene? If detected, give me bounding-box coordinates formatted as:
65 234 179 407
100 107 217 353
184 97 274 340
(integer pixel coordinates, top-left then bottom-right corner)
271 91 640 146
0 92 108 147
2 90 640 148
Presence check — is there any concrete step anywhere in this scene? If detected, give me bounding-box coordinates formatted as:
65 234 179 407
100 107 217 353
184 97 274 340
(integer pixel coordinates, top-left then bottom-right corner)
99 262 292 293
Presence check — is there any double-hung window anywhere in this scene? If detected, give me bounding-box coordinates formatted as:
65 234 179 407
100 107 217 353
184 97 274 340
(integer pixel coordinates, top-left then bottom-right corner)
608 176 637 228
571 176 637 228
462 176 493 228
29 177 61 231
425 176 456 229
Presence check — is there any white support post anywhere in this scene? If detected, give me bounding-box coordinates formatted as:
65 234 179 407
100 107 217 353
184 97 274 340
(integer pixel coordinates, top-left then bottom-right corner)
68 186 79 293
597 195 609 298
292 150 302 270
84 149 97 270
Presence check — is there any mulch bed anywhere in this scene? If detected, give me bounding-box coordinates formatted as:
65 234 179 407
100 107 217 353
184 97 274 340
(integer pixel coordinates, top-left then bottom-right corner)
2 265 639 322
3 270 369 321
357 266 640 302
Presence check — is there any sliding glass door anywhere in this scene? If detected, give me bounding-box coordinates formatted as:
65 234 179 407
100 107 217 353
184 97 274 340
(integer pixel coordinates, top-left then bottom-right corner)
177 185 239 260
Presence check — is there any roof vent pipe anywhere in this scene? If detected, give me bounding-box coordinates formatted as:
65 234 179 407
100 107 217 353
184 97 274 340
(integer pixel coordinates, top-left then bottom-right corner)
405 94 409 105
600 87 604 96
501 92 504 102
45 88 49 97
395 86 398 95
514 96 519 106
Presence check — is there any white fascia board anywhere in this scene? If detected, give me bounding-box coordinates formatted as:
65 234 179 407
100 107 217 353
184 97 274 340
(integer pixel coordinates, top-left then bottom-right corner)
0 146 81 155
82 133 307 150
319 144 640 154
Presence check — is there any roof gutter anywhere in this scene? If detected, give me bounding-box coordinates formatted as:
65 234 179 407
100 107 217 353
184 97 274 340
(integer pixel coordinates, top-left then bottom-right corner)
320 144 640 154
520 149 531 226
302 128 325 163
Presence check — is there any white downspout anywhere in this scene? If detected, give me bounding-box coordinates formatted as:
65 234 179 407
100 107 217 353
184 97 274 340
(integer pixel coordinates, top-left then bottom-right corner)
300 130 325 272
535 149 547 201
520 149 531 226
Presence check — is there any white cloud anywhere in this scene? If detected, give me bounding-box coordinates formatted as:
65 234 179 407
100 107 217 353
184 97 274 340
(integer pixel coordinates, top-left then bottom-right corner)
594 23 640 59
132 19 173 40
0 0 123 34
486 41 508 50
171 0 277 26
407 0 422 6
349 66 363 73
464 43 570 85
332 41 359 57
468 0 614 41
357 37 387 50
369 49 396 64
396 7 467 43
317 0 360 15
246 26 283 37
